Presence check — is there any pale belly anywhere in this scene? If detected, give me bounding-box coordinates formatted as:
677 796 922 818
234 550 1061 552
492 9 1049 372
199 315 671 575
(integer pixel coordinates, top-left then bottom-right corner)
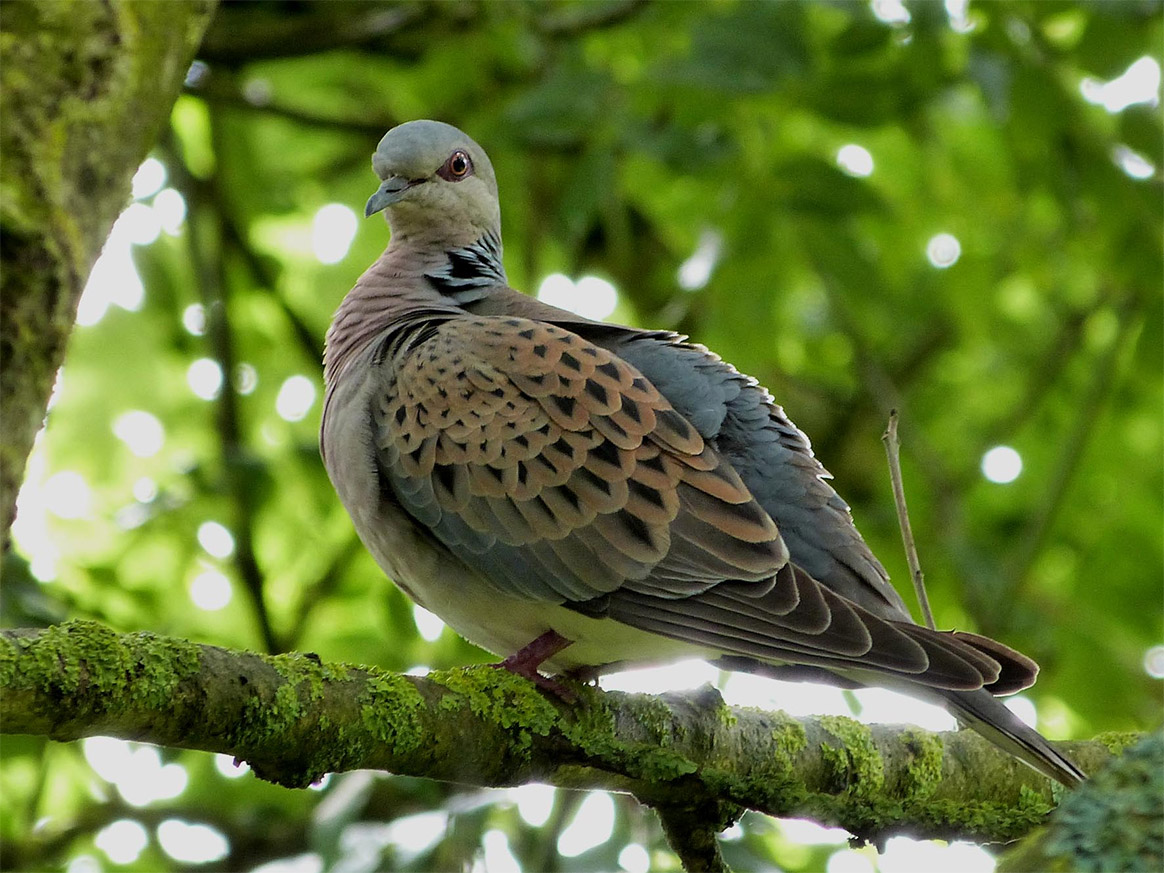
361 504 718 673
340 479 716 672
322 356 719 674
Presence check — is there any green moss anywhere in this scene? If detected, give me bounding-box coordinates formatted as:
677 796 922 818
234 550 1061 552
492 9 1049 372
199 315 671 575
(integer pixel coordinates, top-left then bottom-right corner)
899 727 944 802
817 715 885 799
357 672 427 758
1093 731 1143 755
1037 730 1164 872
636 694 682 748
770 711 808 776
122 631 202 711
429 666 559 757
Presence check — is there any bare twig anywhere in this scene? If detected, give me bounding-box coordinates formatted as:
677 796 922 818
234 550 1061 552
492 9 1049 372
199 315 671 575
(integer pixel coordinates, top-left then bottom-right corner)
882 410 936 630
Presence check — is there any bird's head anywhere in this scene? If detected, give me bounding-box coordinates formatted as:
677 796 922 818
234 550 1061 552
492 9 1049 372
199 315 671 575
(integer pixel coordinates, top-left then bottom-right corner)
365 120 500 246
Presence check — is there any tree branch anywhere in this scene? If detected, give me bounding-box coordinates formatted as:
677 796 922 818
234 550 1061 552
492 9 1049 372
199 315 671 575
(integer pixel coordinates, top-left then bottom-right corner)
0 621 1126 849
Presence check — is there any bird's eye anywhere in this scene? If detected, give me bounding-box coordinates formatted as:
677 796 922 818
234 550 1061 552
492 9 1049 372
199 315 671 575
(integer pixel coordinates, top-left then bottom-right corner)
438 150 473 181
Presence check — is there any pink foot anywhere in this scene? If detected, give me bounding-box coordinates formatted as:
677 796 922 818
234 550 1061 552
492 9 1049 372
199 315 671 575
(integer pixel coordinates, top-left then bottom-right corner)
493 630 576 701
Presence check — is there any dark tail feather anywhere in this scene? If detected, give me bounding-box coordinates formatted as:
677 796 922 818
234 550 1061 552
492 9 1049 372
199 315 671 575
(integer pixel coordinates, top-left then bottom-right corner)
944 688 1086 787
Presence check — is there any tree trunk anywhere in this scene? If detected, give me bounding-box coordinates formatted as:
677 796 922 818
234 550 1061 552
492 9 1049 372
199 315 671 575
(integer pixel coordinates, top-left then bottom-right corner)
0 0 216 547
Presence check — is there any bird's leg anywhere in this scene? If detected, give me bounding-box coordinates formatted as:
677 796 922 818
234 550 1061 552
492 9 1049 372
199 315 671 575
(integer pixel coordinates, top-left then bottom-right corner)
494 630 576 701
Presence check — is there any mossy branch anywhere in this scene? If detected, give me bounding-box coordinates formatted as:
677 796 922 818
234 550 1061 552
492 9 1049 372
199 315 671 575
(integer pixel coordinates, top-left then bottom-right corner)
0 621 1128 848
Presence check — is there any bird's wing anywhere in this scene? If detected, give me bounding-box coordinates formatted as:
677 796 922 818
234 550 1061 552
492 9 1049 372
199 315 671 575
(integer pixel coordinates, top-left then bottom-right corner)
466 289 907 619
605 331 911 619
587 566 1036 693
372 312 789 603
374 310 1031 695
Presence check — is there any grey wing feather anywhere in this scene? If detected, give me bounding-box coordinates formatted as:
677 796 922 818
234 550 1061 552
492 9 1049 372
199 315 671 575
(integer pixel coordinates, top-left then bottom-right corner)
600 331 911 620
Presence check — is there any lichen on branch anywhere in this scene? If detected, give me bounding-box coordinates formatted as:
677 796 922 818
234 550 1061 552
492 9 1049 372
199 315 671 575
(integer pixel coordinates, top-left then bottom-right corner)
0 620 1123 846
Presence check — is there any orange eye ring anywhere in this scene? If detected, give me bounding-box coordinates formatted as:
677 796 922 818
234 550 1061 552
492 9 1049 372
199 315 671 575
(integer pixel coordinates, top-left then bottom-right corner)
439 149 473 181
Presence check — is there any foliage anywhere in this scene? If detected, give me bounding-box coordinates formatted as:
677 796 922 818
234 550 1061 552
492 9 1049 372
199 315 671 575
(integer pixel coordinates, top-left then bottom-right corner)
3 1 1161 871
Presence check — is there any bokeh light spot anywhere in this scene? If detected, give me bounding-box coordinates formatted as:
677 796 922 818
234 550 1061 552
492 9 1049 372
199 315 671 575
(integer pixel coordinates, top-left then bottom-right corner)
197 521 235 558
113 410 165 458
132 158 167 200
312 203 359 264
836 144 874 177
96 819 149 865
926 232 961 268
557 792 614 857
276 375 317 422
157 820 229 864
187 358 224 400
1143 645 1164 679
190 569 233 611
981 445 1023 484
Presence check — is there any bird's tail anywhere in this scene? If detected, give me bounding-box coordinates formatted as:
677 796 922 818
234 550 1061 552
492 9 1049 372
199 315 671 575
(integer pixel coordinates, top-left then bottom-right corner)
942 687 1086 787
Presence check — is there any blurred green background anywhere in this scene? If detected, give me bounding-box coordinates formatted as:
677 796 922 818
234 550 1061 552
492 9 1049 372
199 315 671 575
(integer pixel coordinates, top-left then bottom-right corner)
3 1 1161 871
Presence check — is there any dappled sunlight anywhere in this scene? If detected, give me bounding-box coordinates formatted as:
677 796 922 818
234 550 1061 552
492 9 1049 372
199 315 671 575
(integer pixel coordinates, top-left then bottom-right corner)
537 273 619 320
77 157 186 328
187 357 224 400
828 847 877 873
557 791 615 858
477 829 521 873
157 819 230 864
601 658 720 695
83 738 188 807
1144 645 1164 679
925 233 961 269
42 470 92 520
412 603 445 642
197 520 235 558
1004 695 1038 730
981 445 1023 484
7 3 1157 871
95 818 149 865
112 410 165 458
678 228 723 291
618 843 651 873
132 477 157 503
836 144 874 178
251 854 323 873
853 687 956 732
880 837 994 873
189 567 233 611
871 0 910 27
312 203 359 265
154 188 188 234
132 157 167 199
722 671 852 718
214 753 251 779
510 783 556 827
1112 144 1156 180
382 810 448 857
77 234 144 326
182 303 206 335
1080 55 1160 114
275 375 317 422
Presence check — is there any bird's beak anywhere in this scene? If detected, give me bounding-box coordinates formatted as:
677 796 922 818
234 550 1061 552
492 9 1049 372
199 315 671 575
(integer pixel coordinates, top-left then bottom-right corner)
365 176 418 217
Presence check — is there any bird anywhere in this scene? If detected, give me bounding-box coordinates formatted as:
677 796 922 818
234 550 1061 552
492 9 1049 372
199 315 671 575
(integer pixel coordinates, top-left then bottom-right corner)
320 119 1085 787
